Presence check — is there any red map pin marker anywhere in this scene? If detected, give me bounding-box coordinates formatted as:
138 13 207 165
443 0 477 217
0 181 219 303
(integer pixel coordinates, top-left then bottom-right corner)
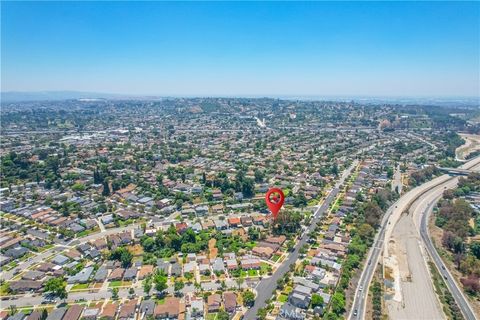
265 188 285 219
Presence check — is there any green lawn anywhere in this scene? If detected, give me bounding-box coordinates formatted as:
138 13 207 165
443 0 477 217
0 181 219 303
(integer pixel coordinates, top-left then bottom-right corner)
21 308 33 314
272 254 281 262
260 262 271 274
109 281 122 288
206 313 218 320
155 297 166 304
4 261 18 271
245 241 257 250
38 244 54 252
248 269 257 277
71 283 90 290
0 282 10 295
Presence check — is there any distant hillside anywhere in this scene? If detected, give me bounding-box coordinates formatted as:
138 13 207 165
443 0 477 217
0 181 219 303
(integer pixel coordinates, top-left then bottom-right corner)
1 91 126 102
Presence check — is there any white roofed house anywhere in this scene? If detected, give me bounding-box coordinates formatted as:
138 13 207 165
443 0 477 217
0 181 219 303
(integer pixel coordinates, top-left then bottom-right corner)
212 258 225 273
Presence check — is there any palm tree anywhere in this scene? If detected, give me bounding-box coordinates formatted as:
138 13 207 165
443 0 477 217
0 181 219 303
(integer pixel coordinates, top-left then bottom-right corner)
8 305 17 316
236 277 244 290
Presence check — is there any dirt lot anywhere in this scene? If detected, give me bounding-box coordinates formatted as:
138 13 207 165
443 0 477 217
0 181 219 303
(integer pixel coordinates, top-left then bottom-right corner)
456 134 480 160
385 215 445 319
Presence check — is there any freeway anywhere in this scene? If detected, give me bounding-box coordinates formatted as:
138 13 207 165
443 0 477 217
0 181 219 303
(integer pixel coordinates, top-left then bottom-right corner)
347 199 396 319
349 155 480 320
348 175 452 319
419 185 477 319
243 160 359 320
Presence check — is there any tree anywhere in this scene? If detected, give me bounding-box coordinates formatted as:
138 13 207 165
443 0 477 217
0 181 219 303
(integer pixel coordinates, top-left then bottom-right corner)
109 247 133 268
254 169 264 183
386 167 394 179
153 270 168 293
364 202 383 227
460 276 480 295
257 308 268 320
8 305 17 316
102 180 111 196
111 287 119 300
357 223 375 242
331 291 345 315
243 290 255 307
332 163 339 176
44 277 67 300
293 191 308 208
128 287 135 296
72 183 85 192
311 293 324 308
217 310 229 320
471 241 480 259
142 237 156 252
236 277 244 289
41 309 48 320
143 276 152 296
242 178 255 198
174 280 184 293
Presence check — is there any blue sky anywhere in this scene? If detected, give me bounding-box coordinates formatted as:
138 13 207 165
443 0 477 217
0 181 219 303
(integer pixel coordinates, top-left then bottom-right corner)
1 1 479 97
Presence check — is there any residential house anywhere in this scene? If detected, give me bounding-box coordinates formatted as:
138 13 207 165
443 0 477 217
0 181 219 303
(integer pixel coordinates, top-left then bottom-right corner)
223 292 237 313
63 305 84 320
118 300 137 320
154 297 184 319
207 294 222 312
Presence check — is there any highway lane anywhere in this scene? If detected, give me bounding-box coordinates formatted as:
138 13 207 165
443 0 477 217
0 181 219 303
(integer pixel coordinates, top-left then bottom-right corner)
348 200 395 319
348 176 451 320
243 161 358 320
419 186 477 319
349 155 480 320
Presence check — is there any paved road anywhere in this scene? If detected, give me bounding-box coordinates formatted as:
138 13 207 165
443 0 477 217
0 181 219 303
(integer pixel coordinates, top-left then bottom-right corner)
0 224 139 281
0 246 67 281
348 176 450 320
419 185 477 320
1 210 180 282
348 200 396 319
244 161 358 320
349 156 480 320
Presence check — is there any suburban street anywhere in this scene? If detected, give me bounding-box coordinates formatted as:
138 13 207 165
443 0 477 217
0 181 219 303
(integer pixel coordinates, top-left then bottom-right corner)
244 160 358 320
1 210 180 282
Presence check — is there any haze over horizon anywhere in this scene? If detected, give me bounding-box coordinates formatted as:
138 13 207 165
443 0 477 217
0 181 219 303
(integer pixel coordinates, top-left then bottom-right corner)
2 1 479 97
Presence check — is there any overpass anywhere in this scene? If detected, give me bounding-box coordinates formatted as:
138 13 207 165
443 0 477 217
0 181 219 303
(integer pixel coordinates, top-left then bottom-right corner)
437 167 476 176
